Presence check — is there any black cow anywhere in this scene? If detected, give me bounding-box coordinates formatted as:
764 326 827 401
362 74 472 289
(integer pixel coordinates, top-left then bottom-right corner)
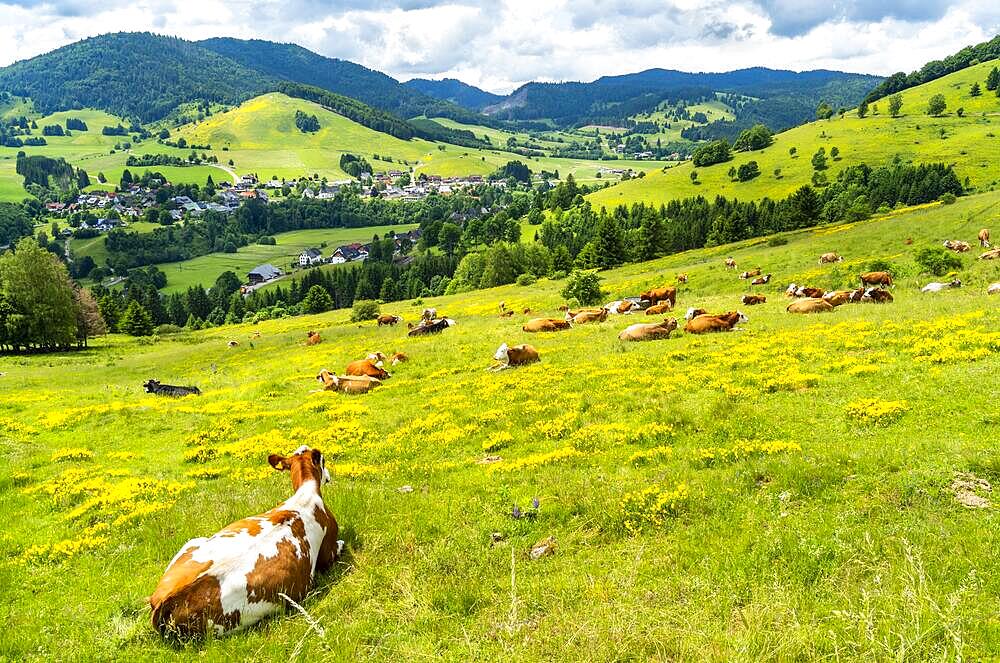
143 380 201 397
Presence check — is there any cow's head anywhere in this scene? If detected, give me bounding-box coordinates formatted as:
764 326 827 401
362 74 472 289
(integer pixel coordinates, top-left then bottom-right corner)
316 369 337 389
736 311 749 324
493 342 510 361
785 283 798 296
663 317 679 331
269 445 331 489
949 279 962 288
143 379 160 393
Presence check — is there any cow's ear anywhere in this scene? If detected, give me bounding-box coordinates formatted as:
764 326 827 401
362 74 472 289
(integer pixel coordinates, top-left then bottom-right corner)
268 454 290 471
310 449 323 466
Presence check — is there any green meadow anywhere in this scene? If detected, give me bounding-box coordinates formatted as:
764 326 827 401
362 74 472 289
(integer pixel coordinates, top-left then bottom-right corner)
2 190 999 660
588 60 1000 210
154 224 418 293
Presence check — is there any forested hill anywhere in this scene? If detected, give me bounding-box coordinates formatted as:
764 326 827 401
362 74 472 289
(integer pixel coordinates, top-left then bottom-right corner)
403 78 504 111
0 33 274 121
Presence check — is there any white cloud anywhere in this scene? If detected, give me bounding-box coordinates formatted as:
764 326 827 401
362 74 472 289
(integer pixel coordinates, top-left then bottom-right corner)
0 0 996 93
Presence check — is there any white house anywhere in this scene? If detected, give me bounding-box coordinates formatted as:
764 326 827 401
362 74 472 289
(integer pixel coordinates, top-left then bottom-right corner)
298 248 324 267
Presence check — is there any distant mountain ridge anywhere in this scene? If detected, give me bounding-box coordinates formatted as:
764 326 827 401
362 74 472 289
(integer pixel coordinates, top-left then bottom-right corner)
403 78 503 111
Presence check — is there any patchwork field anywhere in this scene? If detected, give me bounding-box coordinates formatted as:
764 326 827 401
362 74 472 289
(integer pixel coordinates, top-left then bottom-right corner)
588 61 1000 210
2 190 999 660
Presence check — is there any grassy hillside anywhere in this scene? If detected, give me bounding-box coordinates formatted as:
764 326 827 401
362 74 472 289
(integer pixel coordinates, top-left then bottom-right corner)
0 108 226 202
176 93 666 184
154 224 418 293
2 190 999 660
588 60 1000 210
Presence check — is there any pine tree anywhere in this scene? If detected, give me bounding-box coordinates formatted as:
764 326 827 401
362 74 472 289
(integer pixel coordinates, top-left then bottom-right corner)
986 67 999 91
592 215 626 270
119 300 154 336
970 82 981 97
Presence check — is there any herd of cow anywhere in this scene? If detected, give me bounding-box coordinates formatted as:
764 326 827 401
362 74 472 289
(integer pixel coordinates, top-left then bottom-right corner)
145 227 999 640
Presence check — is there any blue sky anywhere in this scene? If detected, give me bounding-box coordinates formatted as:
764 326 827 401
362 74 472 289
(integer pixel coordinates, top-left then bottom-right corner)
1 0 997 93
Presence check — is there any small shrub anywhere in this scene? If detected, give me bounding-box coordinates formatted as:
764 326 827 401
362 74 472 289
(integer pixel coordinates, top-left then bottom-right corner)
155 324 183 335
548 269 568 280
939 192 957 204
515 273 537 286
560 270 604 306
914 247 962 276
350 299 380 322
867 258 897 275
767 236 788 247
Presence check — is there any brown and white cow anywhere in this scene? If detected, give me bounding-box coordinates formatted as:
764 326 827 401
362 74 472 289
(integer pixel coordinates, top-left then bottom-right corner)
377 314 401 327
822 290 854 307
227 340 240 348
860 287 894 303
739 268 762 280
725 257 737 270
644 302 674 315
315 370 382 394
523 318 572 333
346 359 390 380
150 446 341 638
684 311 747 334
639 286 676 308
684 307 708 321
741 294 767 305
819 252 843 264
787 298 835 314
618 317 679 342
568 308 608 324
786 284 823 298
305 331 322 346
676 273 688 284
750 274 771 286
390 352 408 365
421 308 437 322
980 248 1000 260
943 240 971 253
489 343 540 371
979 228 991 248
987 282 1000 295
860 272 893 288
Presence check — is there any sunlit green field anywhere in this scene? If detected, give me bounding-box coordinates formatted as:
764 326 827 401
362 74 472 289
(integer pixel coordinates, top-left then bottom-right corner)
629 99 737 145
2 190 999 661
154 224 418 293
588 61 1000 210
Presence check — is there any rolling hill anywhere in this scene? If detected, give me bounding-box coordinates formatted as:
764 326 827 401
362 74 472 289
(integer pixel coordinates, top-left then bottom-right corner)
587 59 1000 211
3 189 999 660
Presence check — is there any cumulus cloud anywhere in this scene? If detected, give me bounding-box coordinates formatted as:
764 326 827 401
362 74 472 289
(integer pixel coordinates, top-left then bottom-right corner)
0 0 996 93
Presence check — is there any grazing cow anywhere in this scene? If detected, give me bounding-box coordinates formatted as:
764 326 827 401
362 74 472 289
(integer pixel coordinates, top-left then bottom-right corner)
523 318 572 333
143 380 201 397
822 290 854 307
943 240 971 253
741 294 766 305
787 298 835 314
407 318 455 336
390 352 408 365
862 287 894 303
684 307 708 320
860 272 893 288
987 283 1000 295
305 331 322 346
250 331 261 339
227 340 239 348
819 252 843 264
523 308 531 315
639 286 676 308
921 279 962 293
489 343 540 371
568 308 608 324
618 317 679 342
684 311 747 334
377 314 401 327
421 308 437 322
346 359 390 380
149 446 341 638
750 274 771 286
644 302 674 315
980 248 1000 260
979 228 991 248
725 257 737 270
316 370 381 394
740 269 762 280
676 273 688 284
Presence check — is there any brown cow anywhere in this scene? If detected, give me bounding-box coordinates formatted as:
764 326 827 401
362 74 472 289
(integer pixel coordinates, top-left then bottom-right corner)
390 352 408 365
860 272 893 287
569 308 608 324
741 294 766 305
739 268 762 280
944 240 971 253
316 370 381 394
676 273 688 283
822 290 854 307
819 252 843 264
684 311 747 334
979 228 991 248
787 298 835 314
523 318 572 333
644 302 674 315
750 274 771 286
150 446 340 638
980 248 1000 260
377 314 401 327
639 286 676 308
684 307 708 320
618 317 679 342
305 331 322 346
346 359 390 380
489 343 540 371
862 288 894 303
725 257 737 270
799 287 825 298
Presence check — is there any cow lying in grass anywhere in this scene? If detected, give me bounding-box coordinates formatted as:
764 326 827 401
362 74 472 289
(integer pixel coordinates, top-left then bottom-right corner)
739 268 762 280
150 446 342 639
316 369 381 394
980 248 1000 260
305 331 322 346
822 290 854 307
618 318 678 341
684 311 747 334
786 284 824 298
489 343 540 371
988 283 1000 295
644 302 673 315
407 318 456 336
741 294 766 305
567 308 608 324
850 287 894 303
346 359 390 380
819 252 843 264
143 380 200 397
787 298 835 313
921 279 962 293
523 318 571 332
684 307 708 320
944 240 971 253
